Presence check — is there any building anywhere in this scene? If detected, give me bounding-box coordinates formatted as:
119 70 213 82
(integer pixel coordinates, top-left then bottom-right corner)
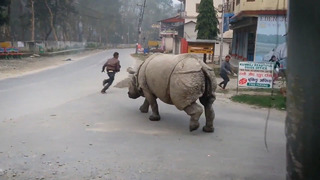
178 0 233 60
159 16 184 54
230 0 288 62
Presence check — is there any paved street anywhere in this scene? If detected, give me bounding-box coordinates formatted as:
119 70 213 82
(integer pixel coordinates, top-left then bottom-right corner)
0 49 286 180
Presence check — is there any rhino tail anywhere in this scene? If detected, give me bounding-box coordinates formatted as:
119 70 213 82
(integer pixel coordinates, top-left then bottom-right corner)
201 65 217 100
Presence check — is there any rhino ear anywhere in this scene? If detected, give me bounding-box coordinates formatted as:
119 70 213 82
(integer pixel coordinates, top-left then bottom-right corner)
127 67 136 74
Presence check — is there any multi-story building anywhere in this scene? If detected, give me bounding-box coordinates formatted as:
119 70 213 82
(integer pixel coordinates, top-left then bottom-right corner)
178 0 233 59
230 0 288 62
158 16 184 54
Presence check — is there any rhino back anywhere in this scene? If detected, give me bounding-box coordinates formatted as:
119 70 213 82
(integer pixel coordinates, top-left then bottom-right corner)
170 58 205 110
143 54 180 103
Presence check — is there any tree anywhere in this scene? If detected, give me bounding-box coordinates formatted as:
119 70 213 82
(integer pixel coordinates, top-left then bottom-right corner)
0 0 10 26
0 0 11 41
44 0 58 41
195 0 219 40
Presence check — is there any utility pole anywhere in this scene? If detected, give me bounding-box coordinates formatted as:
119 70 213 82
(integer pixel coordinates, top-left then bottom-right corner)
219 0 225 65
135 0 147 54
286 1 320 179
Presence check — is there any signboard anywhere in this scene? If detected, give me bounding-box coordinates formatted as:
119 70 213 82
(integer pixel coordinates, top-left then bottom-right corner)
255 15 287 62
148 41 159 47
187 43 214 54
17 41 24 48
238 62 273 88
188 48 214 54
0 42 11 48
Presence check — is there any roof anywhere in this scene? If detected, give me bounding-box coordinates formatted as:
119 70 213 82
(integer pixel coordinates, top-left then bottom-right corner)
187 39 218 43
231 10 287 22
185 21 196 25
159 16 184 23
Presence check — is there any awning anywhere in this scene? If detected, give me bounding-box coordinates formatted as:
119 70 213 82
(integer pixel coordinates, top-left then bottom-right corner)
224 13 234 18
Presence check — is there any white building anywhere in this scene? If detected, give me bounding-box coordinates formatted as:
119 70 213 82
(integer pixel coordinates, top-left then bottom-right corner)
178 0 233 58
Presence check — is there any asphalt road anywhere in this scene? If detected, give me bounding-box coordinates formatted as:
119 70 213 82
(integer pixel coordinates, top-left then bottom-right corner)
0 49 286 180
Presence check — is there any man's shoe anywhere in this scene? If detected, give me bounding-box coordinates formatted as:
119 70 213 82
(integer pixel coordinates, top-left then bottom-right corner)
218 84 223 88
101 91 106 94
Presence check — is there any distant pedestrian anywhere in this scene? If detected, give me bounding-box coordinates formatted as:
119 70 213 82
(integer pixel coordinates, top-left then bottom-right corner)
218 55 234 89
269 55 280 84
101 52 121 94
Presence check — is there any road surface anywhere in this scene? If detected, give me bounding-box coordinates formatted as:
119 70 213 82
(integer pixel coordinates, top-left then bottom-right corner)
0 49 286 180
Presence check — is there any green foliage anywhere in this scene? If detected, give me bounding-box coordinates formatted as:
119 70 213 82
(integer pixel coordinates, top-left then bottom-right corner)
231 94 286 110
0 0 10 26
119 0 177 43
195 0 219 40
8 0 177 43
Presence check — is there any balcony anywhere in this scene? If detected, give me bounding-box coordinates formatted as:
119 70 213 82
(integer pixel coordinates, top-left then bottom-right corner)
234 0 288 16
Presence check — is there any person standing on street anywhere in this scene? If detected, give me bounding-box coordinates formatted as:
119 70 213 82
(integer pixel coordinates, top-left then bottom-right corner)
218 55 234 89
101 52 121 94
269 55 280 84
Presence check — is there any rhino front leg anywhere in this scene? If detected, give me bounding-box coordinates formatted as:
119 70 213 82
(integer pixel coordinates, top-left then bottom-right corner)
200 96 215 133
184 102 203 132
139 98 149 113
144 91 160 121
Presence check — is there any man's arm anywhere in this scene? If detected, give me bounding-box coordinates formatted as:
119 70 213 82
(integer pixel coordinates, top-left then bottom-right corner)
229 63 235 74
115 61 121 72
102 61 108 72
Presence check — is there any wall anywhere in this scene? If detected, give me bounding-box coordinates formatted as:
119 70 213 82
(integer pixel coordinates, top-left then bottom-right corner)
214 42 230 58
184 22 197 40
234 0 288 15
2 41 135 53
164 37 174 52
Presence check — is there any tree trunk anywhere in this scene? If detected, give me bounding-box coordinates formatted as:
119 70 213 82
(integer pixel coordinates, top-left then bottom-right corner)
286 1 320 179
31 0 35 42
44 0 58 41
45 28 52 41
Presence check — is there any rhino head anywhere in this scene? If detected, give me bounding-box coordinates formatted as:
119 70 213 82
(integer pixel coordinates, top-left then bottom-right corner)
127 67 141 99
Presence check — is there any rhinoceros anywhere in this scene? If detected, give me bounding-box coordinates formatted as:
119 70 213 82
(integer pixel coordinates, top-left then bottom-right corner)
128 53 217 132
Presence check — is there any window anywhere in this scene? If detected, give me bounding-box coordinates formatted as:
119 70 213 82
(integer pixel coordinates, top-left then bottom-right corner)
236 0 240 5
196 3 200 13
247 0 255 2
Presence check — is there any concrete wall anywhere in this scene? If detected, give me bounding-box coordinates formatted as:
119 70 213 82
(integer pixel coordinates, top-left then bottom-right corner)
234 0 288 15
184 22 197 41
5 41 135 53
214 42 230 58
164 37 174 52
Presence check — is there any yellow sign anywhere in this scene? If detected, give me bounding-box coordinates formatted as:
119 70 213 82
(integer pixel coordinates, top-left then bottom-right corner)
187 43 215 54
0 42 12 48
189 49 214 54
148 41 159 47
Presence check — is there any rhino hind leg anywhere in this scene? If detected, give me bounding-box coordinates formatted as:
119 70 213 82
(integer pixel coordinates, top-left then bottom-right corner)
144 91 161 121
184 102 203 132
200 96 215 133
139 99 149 113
